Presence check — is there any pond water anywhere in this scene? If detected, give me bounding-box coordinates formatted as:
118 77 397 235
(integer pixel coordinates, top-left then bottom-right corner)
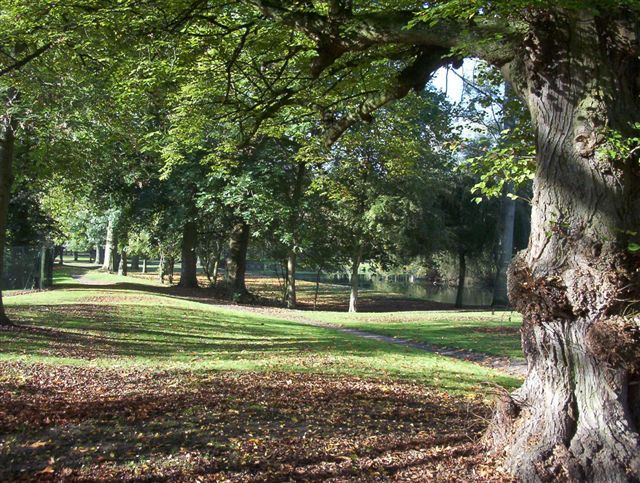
369 279 493 307
297 273 493 307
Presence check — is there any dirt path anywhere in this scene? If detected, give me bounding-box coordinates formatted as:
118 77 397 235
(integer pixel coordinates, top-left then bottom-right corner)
71 273 112 286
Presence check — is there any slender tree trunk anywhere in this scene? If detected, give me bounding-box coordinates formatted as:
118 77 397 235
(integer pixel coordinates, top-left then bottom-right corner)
158 253 165 284
57 246 64 265
488 15 640 481
212 249 221 286
348 245 362 313
110 235 119 274
167 257 174 285
492 187 516 307
0 99 16 327
281 260 289 304
118 250 127 276
102 219 114 271
178 220 199 288
285 249 297 308
226 221 250 298
130 255 140 271
455 250 466 309
73 251 78 262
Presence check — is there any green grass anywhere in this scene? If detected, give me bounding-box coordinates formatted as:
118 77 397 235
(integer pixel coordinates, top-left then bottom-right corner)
306 310 524 360
1 266 522 393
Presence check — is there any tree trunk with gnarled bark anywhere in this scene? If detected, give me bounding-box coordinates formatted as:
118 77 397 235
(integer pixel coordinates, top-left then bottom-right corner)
0 100 16 327
226 221 250 298
486 13 640 481
178 220 199 288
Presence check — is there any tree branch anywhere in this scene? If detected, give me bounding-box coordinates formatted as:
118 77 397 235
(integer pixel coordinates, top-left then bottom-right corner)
323 47 453 145
0 43 52 77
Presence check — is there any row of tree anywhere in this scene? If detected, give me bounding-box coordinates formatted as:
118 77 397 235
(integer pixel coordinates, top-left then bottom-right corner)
42 86 528 311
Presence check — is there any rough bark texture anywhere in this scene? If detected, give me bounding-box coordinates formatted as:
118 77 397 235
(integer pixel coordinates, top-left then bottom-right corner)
226 221 250 298
348 245 362 313
487 12 640 482
130 255 140 271
0 102 16 327
178 220 199 288
454 250 466 309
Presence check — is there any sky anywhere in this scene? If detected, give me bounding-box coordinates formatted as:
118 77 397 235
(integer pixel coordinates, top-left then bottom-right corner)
430 59 473 104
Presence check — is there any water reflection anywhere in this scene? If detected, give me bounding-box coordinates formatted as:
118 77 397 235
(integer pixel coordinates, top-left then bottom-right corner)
296 273 493 307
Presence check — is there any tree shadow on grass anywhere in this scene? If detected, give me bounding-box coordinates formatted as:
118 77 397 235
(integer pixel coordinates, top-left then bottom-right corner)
0 365 506 481
2 302 402 360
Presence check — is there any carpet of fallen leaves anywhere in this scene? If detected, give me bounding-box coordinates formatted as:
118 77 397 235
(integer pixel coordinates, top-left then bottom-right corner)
0 362 513 482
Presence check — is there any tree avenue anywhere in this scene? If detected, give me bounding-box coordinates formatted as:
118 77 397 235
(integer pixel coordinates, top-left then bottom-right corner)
0 0 639 481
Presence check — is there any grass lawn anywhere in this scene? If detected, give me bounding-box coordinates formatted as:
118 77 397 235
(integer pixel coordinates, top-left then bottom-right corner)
305 311 524 360
0 265 518 481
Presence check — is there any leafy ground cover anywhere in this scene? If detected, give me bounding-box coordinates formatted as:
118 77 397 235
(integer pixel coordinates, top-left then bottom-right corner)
0 265 519 480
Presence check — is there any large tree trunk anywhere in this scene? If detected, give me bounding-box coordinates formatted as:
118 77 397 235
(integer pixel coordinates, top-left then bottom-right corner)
178 220 199 288
454 250 466 309
0 101 16 327
130 255 140 271
488 13 640 481
348 245 362 313
226 221 250 298
285 249 297 308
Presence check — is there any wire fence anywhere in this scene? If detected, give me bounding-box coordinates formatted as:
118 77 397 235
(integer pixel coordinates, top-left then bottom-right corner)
2 245 54 291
